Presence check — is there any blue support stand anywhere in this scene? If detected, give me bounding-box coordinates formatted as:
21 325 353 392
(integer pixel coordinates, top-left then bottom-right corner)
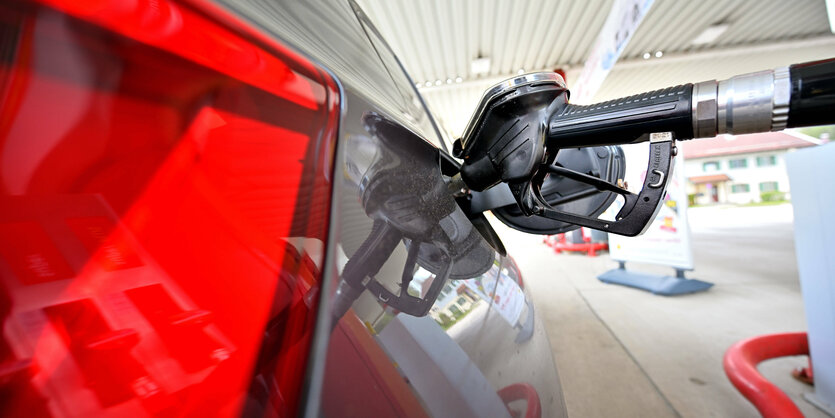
597 261 713 296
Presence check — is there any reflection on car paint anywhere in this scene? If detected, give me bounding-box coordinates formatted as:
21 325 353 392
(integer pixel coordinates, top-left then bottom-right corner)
323 111 560 417
330 113 494 322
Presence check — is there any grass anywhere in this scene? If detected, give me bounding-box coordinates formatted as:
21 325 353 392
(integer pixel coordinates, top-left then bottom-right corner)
738 200 790 207
689 200 790 208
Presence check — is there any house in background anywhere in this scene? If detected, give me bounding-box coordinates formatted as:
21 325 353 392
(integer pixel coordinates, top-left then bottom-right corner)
680 132 823 205
428 280 480 326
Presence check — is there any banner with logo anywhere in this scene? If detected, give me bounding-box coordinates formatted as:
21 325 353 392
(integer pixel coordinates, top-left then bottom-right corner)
571 0 655 103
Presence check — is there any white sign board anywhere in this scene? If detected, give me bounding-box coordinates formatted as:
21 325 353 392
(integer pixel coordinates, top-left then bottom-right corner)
571 0 655 103
608 143 695 270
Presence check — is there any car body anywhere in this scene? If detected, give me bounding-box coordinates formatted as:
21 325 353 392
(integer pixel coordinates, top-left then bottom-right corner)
0 0 566 416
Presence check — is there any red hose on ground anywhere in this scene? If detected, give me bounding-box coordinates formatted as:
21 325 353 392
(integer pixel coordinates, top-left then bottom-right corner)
723 332 809 418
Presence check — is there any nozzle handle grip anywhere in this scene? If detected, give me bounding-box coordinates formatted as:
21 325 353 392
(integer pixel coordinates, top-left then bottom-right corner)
548 84 694 148
788 58 835 128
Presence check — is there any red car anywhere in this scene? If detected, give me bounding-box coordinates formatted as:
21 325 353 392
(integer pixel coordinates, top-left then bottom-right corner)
4 0 832 416
0 0 564 416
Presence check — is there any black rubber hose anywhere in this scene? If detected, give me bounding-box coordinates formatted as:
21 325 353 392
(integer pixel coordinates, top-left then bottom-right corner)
788 58 835 128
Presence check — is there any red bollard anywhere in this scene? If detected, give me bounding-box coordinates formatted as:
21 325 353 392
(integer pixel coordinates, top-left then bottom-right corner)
548 229 608 257
723 332 809 418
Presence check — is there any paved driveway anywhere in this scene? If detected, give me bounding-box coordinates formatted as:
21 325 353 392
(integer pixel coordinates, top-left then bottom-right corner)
492 204 824 417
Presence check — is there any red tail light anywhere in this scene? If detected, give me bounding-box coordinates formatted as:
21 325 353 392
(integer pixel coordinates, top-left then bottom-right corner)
0 0 339 416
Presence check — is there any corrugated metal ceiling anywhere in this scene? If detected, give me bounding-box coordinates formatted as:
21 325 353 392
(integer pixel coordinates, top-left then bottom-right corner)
596 38 835 101
622 0 830 59
356 0 835 137
356 0 614 84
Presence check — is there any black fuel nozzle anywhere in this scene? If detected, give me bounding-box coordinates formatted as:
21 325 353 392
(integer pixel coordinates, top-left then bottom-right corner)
453 71 685 236
453 73 568 192
456 58 835 237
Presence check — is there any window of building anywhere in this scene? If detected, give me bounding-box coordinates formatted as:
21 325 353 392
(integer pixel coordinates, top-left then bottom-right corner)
438 280 454 298
731 184 750 193
457 297 467 306
757 155 777 166
759 181 779 192
728 158 747 169
703 161 720 172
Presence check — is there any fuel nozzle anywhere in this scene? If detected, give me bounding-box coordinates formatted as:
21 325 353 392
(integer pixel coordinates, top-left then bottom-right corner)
456 58 835 237
453 72 568 192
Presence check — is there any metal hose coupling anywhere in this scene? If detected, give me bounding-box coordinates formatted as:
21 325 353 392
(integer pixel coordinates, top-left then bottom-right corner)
691 66 791 138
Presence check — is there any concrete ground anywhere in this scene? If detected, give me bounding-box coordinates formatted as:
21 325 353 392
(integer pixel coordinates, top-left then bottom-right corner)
491 204 827 418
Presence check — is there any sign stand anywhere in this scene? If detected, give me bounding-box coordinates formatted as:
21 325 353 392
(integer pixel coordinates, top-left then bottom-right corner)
600 142 713 296
598 261 713 296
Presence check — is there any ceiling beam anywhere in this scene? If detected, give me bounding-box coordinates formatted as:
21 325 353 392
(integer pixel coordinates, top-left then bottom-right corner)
613 35 835 70
417 35 835 95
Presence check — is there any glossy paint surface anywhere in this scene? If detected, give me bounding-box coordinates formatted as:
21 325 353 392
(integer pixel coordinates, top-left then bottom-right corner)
214 1 568 416
0 0 568 416
0 0 338 415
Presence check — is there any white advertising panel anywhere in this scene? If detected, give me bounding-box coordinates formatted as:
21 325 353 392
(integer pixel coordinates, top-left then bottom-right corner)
608 143 695 270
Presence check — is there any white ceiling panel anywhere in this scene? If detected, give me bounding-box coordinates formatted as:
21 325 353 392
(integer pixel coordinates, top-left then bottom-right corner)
357 0 615 84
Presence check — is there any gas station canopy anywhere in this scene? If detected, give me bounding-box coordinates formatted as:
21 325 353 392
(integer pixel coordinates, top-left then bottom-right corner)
357 0 835 137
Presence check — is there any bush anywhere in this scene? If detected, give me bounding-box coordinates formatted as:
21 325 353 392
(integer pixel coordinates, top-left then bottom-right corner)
687 194 698 206
760 191 786 202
